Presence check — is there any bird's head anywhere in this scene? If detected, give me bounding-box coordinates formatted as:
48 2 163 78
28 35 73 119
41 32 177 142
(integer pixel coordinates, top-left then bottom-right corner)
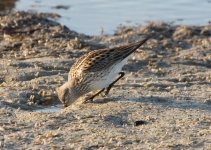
56 82 79 107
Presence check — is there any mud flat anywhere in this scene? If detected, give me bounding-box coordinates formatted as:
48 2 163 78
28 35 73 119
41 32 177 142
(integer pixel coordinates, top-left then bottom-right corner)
0 11 211 149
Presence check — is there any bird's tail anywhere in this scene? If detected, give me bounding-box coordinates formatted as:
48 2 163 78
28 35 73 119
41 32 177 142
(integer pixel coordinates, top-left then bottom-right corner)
112 35 150 61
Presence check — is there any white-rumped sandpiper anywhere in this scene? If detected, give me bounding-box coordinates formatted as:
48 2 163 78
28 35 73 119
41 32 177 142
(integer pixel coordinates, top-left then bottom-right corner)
56 37 149 107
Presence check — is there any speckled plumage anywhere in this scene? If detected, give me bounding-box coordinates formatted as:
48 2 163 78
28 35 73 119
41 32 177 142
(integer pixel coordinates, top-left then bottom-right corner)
56 37 149 107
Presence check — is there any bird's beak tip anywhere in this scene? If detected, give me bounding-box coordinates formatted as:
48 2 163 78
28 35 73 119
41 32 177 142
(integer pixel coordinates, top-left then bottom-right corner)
63 104 68 108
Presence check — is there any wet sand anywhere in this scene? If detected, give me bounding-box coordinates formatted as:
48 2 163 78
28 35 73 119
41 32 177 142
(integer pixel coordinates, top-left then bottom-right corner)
0 11 211 149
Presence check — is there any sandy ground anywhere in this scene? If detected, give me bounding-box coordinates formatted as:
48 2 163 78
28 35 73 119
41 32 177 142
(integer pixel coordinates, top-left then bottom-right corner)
0 11 211 149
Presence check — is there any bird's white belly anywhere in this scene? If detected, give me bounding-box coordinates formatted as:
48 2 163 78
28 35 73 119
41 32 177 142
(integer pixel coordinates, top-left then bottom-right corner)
90 57 128 90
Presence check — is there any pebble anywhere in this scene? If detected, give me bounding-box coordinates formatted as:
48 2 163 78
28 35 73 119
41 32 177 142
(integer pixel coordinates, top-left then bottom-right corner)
134 120 147 126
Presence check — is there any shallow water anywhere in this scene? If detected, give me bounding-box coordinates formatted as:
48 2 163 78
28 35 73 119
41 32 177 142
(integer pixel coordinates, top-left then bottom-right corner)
34 105 62 113
0 0 210 35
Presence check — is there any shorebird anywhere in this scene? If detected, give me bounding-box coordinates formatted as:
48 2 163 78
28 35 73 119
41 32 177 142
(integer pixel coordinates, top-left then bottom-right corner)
56 37 149 107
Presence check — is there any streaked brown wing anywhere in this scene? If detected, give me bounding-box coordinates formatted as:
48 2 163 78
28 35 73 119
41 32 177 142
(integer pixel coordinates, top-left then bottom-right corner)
70 37 149 77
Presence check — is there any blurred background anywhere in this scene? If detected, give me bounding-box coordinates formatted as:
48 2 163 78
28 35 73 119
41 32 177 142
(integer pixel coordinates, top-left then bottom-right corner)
0 0 211 35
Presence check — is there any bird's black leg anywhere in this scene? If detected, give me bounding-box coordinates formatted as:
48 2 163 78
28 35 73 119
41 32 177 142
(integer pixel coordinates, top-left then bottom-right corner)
104 71 125 95
86 88 105 102
86 71 125 102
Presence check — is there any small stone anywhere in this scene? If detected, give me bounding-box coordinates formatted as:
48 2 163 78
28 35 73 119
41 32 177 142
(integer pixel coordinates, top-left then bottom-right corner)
134 120 147 126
